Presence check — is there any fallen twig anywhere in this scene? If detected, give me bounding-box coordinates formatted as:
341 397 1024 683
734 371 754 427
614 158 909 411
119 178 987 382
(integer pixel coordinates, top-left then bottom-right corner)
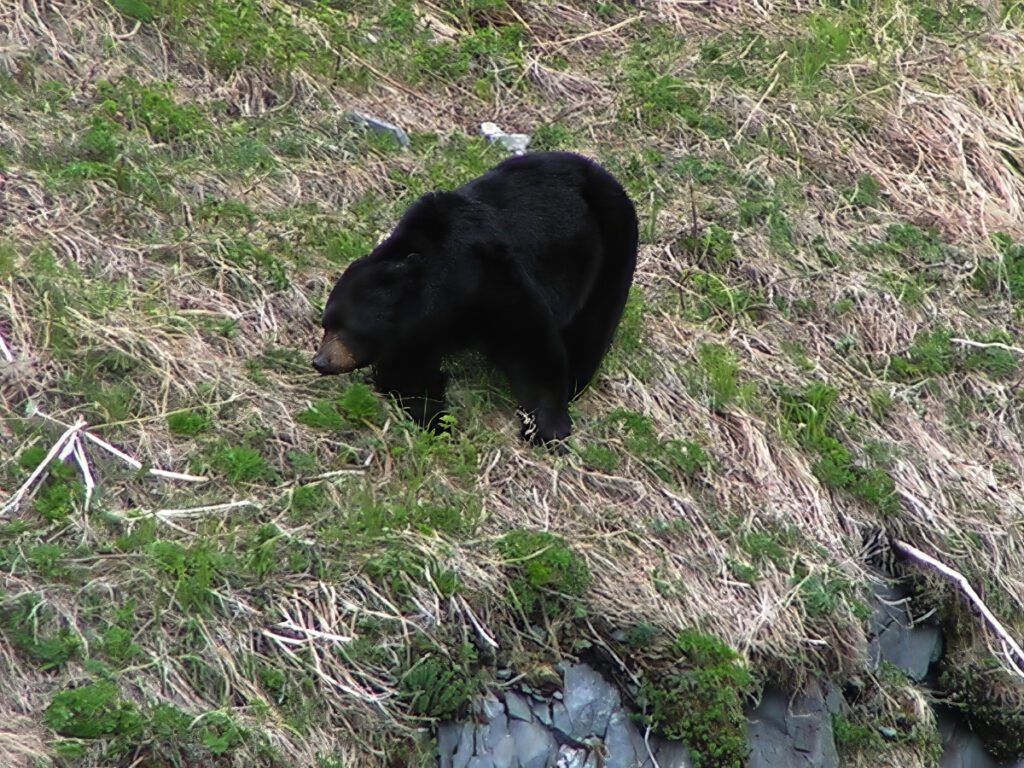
0 330 13 362
31 406 207 482
893 539 1024 678
1 408 208 517
951 337 1024 357
0 419 84 516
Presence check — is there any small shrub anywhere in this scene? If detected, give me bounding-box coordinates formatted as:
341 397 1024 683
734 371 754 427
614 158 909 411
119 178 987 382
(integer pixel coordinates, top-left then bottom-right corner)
780 383 899 517
398 654 475 720
847 173 881 207
687 343 755 413
608 409 712 483
497 529 592 617
207 444 279 484
0 595 80 671
97 78 205 143
676 224 736 268
640 629 754 768
149 541 226 611
167 409 211 436
44 681 142 739
973 232 1024 301
338 382 383 424
33 461 84 522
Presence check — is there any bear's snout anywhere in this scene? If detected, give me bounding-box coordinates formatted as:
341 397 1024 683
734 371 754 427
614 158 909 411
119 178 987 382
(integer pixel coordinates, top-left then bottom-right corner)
312 332 359 375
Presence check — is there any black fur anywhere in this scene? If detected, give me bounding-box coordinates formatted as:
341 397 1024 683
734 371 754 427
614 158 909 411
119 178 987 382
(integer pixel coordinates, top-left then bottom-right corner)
316 151 639 444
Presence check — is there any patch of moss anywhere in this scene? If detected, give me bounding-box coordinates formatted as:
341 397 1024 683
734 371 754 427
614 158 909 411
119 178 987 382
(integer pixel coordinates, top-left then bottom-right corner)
497 530 592 618
939 649 1024 759
639 629 754 768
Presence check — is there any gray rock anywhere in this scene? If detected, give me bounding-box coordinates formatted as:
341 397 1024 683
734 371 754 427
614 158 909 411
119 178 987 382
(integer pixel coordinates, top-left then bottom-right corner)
652 738 694 768
438 722 460 768
506 690 534 723
562 663 619 739
874 623 943 681
510 719 557 768
480 122 530 155
467 757 495 768
551 701 572 735
346 110 411 148
787 681 838 765
604 709 645 768
747 682 838 768
937 707 1003 768
453 722 475 768
819 682 843 716
484 711 511 752
869 581 943 682
490 733 517 768
532 700 553 727
483 692 505 722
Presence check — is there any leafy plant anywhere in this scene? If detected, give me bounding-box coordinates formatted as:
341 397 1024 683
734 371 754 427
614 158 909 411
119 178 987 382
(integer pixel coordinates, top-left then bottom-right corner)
0 595 80 671
44 681 142 739
640 629 754 768
687 342 755 413
497 529 592 617
780 383 899 516
398 654 474 719
167 409 212 436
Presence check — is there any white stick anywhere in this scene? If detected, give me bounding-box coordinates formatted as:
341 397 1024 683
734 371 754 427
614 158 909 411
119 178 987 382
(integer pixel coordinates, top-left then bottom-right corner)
893 539 1024 676
31 408 208 483
72 437 96 511
456 595 498 649
951 337 1024 357
0 419 83 516
0 330 13 362
81 429 206 481
153 500 256 518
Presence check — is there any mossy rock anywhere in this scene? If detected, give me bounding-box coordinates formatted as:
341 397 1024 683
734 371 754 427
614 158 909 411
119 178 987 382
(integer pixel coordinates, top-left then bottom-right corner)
939 648 1024 759
637 629 755 768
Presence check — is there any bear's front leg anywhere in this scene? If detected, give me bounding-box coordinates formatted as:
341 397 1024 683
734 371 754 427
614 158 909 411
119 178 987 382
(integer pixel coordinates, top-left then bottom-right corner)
372 356 449 433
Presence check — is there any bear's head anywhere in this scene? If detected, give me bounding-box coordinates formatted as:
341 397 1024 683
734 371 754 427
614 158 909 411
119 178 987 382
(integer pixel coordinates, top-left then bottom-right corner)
312 251 423 375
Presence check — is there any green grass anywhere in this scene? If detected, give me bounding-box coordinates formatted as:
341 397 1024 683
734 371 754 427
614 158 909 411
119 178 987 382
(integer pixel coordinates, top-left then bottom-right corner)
497 530 592 619
3 0 1024 764
781 383 900 517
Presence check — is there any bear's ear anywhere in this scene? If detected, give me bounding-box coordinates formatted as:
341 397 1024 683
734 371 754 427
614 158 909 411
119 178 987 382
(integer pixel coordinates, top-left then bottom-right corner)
379 252 424 281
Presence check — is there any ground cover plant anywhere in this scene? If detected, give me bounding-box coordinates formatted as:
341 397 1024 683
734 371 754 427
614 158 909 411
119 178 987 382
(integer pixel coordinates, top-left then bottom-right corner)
2 1 1024 766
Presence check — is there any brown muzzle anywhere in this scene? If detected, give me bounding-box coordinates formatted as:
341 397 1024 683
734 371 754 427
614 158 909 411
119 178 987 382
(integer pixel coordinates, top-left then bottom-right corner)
312 331 359 375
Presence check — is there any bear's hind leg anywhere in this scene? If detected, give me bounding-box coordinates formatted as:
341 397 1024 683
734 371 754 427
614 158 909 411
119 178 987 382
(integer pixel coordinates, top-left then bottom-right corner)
490 323 572 445
562 251 635 399
372 356 449 433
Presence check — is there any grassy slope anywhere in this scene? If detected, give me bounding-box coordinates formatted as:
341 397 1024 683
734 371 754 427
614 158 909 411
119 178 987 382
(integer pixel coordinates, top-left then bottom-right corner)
1 0 1024 766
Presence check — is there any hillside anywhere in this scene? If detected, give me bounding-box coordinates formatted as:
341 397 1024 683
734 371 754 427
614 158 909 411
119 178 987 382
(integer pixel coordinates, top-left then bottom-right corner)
2 1 1024 766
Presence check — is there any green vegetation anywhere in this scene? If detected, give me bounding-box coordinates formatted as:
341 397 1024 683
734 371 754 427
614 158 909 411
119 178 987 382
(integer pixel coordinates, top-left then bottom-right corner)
497 530 592 618
2 0 1023 764
833 662 943 765
684 342 757 413
640 630 754 768
398 652 476 720
781 383 900 517
940 649 1024 759
44 682 141 739
888 326 1019 382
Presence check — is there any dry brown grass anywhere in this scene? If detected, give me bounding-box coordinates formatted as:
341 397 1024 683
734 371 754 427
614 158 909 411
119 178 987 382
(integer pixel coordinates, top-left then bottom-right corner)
2 0 1024 766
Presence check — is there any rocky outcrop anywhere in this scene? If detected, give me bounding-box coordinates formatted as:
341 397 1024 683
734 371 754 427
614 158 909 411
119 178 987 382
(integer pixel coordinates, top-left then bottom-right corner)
438 578 1021 767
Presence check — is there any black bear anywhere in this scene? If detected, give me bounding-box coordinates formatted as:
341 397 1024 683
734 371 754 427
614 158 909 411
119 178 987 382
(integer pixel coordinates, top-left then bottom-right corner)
312 151 638 445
